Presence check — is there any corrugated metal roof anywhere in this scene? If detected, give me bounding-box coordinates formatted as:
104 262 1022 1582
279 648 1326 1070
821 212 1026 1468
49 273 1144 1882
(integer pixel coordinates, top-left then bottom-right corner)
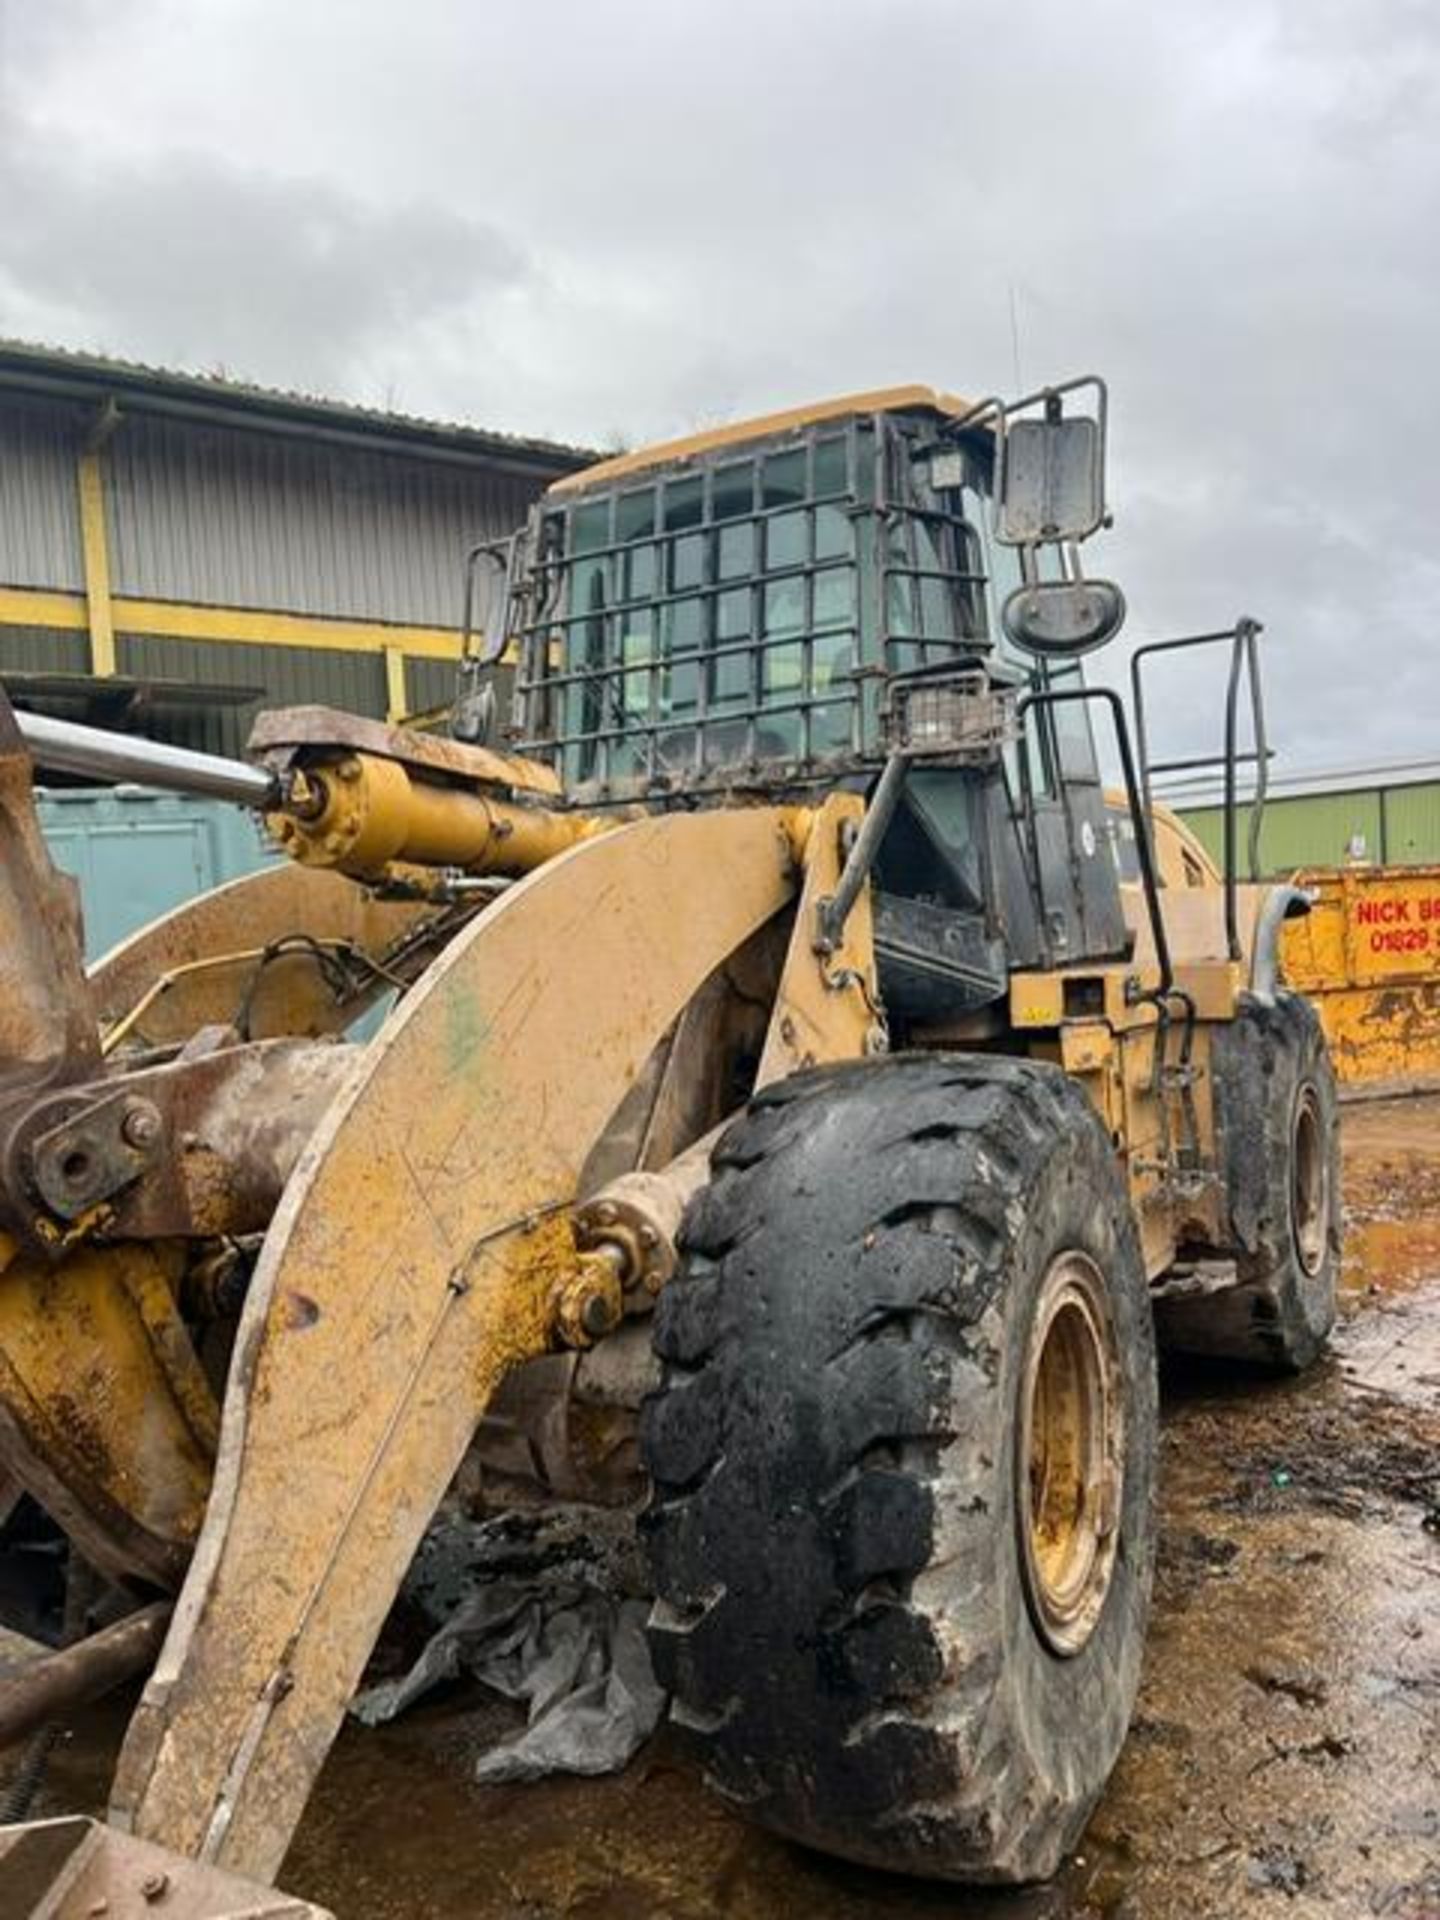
115 634 387 756
0 338 596 478
0 627 90 677
105 414 535 624
0 391 88 590
1156 753 1440 807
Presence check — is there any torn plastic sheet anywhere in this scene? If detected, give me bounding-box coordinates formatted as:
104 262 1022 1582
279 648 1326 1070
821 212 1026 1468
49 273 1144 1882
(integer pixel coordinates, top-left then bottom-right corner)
350 1511 665 1784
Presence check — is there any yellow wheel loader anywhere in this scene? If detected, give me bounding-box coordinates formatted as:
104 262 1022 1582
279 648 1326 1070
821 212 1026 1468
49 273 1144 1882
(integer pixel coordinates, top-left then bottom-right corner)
0 378 1339 1913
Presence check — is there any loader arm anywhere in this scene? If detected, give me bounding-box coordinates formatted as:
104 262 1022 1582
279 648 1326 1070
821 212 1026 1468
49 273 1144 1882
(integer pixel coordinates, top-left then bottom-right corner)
110 806 801 1884
0 849 447 1590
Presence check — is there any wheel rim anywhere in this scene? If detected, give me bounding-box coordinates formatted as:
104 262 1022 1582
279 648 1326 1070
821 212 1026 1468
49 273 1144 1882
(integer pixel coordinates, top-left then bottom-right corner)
1290 1084 1329 1278
1018 1252 1123 1657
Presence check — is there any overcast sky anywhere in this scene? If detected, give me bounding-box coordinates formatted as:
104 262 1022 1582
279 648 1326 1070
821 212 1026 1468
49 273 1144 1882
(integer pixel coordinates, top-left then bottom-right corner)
0 0 1434 778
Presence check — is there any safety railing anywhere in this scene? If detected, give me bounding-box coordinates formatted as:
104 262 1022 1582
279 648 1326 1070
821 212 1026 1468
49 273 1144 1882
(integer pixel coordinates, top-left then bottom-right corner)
1129 618 1270 961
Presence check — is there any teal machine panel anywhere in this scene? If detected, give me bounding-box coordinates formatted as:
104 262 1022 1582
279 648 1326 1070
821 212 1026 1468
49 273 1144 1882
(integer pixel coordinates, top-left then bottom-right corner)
37 784 273 959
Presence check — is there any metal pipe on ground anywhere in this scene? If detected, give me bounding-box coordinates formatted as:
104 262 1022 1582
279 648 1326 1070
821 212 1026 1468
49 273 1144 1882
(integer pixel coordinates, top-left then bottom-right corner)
0 1603 172 1752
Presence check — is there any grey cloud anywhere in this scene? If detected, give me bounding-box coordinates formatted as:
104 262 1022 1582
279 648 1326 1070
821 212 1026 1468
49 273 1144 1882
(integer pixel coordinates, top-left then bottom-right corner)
0 131 528 394
0 0 1436 774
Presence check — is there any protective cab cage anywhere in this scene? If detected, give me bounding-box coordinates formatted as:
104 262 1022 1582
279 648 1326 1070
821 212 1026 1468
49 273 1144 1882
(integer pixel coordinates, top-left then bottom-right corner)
501 405 1092 803
475 388 1270 997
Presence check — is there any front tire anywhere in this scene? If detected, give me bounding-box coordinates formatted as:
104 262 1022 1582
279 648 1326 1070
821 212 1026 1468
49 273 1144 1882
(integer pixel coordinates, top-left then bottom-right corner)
641 1054 1157 1884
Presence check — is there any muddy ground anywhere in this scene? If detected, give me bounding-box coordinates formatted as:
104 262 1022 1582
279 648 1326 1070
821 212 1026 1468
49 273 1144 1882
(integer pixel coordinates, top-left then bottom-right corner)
10 1098 1440 1918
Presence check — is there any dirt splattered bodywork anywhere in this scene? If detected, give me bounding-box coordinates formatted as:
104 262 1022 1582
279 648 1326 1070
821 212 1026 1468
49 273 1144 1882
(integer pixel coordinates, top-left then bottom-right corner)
1138 808 1440 1100
1283 864 1440 1096
0 380 1350 1909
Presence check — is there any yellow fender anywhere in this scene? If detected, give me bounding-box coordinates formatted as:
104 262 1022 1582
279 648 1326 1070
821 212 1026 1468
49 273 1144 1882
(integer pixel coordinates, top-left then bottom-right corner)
90 862 440 1050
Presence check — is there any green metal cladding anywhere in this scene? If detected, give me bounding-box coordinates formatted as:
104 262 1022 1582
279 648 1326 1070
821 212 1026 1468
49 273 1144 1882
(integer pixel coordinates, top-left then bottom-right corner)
1181 781 1440 874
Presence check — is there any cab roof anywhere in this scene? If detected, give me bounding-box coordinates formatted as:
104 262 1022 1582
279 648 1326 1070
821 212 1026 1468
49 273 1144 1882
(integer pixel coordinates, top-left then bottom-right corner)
546 384 976 497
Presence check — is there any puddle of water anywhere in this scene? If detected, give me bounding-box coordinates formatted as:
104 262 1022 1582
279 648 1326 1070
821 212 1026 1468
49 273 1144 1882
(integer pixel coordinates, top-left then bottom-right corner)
1342 1217 1440 1302
1337 1296 1440 1405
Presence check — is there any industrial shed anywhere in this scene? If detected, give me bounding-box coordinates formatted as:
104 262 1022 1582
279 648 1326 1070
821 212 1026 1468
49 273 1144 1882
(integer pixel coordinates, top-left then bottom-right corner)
0 339 588 757
1175 758 1440 873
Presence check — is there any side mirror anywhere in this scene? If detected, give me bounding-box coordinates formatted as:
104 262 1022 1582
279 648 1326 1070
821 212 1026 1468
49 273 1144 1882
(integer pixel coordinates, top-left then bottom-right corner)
992 376 1125 657
1001 578 1126 657
452 537 515 743
998 413 1103 544
461 539 514 670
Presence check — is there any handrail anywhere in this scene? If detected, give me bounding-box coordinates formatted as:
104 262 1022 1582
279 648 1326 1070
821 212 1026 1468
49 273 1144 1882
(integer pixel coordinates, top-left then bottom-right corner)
1128 618 1268 962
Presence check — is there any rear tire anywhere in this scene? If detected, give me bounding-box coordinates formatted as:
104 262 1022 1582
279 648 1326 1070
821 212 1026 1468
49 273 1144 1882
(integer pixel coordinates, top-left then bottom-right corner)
641 1054 1157 1884
1157 991 1340 1370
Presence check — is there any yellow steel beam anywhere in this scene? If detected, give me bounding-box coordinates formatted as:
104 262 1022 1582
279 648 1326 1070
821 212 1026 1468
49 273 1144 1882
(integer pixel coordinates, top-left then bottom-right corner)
111 805 799 1881
0 584 486 665
755 792 882 1082
382 644 408 723
76 450 117 677
0 586 88 631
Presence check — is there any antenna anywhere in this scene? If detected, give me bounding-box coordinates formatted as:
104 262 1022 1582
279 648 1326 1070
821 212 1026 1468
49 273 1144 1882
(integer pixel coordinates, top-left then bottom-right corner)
1008 284 1023 394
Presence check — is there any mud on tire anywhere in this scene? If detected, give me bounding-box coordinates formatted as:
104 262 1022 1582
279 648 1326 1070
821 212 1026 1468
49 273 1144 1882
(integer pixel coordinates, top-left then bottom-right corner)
1157 990 1340 1371
641 1054 1158 1885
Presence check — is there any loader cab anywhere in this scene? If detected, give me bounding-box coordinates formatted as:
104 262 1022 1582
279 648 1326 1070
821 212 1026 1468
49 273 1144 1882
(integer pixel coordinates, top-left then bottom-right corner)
508 389 1084 793
498 381 1133 1008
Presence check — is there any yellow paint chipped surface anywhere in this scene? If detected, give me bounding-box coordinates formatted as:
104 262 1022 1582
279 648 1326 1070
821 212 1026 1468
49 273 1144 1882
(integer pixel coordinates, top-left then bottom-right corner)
1285 865 1440 1092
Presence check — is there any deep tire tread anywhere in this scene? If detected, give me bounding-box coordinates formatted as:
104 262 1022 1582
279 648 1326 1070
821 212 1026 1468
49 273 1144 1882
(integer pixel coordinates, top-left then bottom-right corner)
1156 990 1340 1370
642 1053 1157 1884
